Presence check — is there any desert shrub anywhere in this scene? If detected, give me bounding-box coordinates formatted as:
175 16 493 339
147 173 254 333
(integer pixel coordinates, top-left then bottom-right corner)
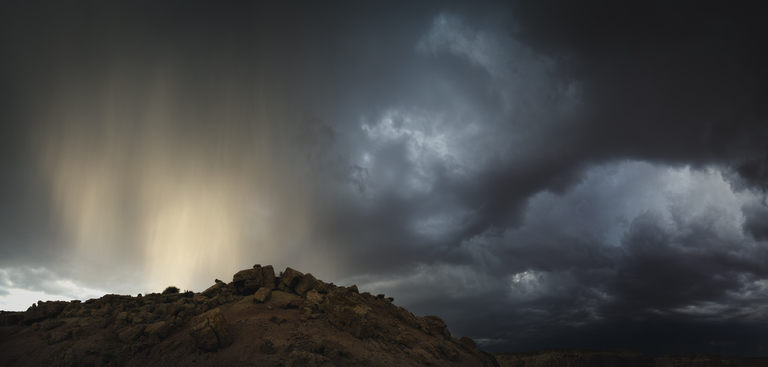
162 286 180 295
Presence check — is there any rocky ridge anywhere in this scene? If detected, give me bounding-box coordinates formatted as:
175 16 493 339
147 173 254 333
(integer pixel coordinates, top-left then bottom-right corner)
0 265 498 367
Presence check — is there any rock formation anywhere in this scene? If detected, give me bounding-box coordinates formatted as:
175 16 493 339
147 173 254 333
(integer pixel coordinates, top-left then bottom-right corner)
0 265 498 367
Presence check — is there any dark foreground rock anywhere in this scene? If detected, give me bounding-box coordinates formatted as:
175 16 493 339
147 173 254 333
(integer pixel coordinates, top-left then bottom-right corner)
0 265 498 367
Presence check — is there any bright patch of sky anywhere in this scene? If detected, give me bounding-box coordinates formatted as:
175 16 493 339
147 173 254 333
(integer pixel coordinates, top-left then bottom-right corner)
0 267 108 311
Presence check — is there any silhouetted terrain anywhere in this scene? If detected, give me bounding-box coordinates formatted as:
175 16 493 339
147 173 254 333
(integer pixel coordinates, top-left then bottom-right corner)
0 265 497 366
2 266 766 367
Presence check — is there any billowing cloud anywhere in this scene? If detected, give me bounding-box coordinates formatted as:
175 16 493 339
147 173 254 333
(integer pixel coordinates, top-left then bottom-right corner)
352 161 768 354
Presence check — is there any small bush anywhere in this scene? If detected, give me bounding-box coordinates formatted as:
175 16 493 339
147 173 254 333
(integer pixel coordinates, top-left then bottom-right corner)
162 286 180 295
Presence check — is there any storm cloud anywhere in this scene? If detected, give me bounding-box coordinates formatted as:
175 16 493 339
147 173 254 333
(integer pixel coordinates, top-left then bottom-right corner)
1 0 767 356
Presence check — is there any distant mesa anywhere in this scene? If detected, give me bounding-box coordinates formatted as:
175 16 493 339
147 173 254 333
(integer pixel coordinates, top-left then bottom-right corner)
0 264 498 366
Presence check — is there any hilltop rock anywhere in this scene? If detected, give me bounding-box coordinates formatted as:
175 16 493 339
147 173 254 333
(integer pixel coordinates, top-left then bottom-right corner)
294 273 318 296
232 267 264 295
278 267 303 292
261 265 277 289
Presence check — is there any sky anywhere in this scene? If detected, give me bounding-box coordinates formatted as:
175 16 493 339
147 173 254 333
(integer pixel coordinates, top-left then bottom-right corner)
1 0 768 356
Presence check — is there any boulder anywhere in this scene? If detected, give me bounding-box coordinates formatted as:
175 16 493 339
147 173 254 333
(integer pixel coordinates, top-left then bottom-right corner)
240 279 262 295
294 273 318 296
268 291 302 309
253 287 272 303
233 267 266 295
261 265 277 289
278 267 303 292
190 308 233 352
233 268 263 284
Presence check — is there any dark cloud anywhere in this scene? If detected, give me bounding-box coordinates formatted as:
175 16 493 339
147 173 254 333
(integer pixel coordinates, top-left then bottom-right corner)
1 0 767 356
352 162 768 355
512 1 768 166
743 202 768 241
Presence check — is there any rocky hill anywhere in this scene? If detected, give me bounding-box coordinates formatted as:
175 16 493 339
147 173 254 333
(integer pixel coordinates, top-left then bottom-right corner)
0 265 498 367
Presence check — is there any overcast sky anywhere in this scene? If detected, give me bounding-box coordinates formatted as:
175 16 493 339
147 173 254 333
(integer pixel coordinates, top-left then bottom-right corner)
1 0 768 356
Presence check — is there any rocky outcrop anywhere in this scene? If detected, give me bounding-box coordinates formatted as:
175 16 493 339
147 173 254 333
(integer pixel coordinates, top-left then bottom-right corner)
277 267 303 292
0 265 499 367
294 273 318 296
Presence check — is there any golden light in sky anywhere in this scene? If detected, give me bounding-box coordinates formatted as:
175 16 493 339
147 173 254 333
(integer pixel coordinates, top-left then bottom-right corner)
35 75 326 292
